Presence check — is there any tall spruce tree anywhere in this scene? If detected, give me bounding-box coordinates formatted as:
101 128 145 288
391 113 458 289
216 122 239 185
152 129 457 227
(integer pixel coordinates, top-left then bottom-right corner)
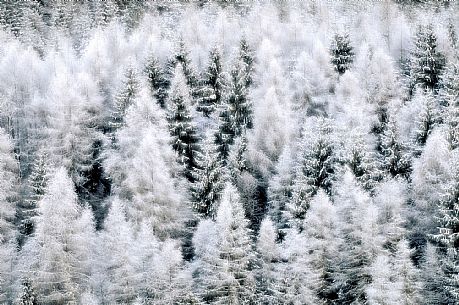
287 118 338 228
330 33 355 75
410 24 446 91
194 183 255 303
380 116 412 179
167 65 200 182
191 133 225 219
108 67 140 144
144 55 169 108
432 153 459 303
197 47 226 117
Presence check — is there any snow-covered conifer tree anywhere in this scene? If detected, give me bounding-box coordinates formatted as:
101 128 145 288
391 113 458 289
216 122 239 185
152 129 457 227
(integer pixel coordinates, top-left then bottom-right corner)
144 55 169 108
330 33 355 75
167 64 200 182
410 24 446 91
196 47 226 117
191 133 225 219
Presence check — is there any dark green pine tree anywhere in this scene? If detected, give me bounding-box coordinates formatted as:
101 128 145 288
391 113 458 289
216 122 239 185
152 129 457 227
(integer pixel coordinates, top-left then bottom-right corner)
440 61 459 149
18 279 38 305
380 116 412 179
346 133 383 193
410 24 446 91
0 0 24 37
287 118 338 228
144 55 169 108
167 65 199 182
412 90 438 156
432 158 459 303
190 133 225 218
330 33 355 75
166 40 199 97
19 153 49 239
196 47 226 117
215 62 253 162
108 67 140 144
214 105 234 163
239 37 255 87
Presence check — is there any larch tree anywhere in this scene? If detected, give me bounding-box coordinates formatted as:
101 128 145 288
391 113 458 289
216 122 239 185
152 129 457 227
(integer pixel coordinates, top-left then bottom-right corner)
279 228 321 305
267 145 294 236
334 171 383 305
104 89 188 239
432 151 459 303
95 198 137 304
19 168 93 305
366 254 400 305
391 239 422 305
0 128 19 304
255 217 282 304
302 190 341 303
420 243 449 305
194 183 255 304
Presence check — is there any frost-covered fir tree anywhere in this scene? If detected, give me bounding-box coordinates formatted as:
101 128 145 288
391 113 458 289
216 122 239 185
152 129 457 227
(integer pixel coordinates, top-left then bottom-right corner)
345 132 383 193
420 243 449 305
432 152 459 302
302 190 340 303
335 171 383 305
104 90 188 239
256 217 282 304
109 67 140 144
391 239 422 305
280 229 321 305
410 24 446 91
366 254 400 305
194 183 255 304
215 61 253 162
197 47 226 117
411 90 438 156
267 145 294 235
380 115 412 179
287 118 338 228
167 64 200 182
0 128 18 303
440 60 459 148
91 0 117 27
0 128 19 244
166 40 198 96
18 279 37 305
330 33 355 75
95 198 137 304
19 153 49 239
20 168 93 304
239 37 254 88
191 133 225 219
144 55 169 108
